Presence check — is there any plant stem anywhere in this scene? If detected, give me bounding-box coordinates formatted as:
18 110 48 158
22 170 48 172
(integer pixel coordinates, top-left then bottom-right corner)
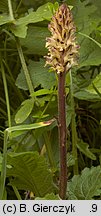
16 38 34 95
8 0 34 95
0 59 22 200
12 185 22 200
8 0 15 21
58 71 67 199
0 130 8 199
3 59 24 102
78 32 101 48
1 60 11 127
15 0 23 13
70 70 78 175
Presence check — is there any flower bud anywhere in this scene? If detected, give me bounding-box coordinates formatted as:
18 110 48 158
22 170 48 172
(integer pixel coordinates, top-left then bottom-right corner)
45 4 79 74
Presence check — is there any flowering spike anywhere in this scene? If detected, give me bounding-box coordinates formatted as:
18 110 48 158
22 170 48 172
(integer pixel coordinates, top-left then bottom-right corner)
45 4 79 74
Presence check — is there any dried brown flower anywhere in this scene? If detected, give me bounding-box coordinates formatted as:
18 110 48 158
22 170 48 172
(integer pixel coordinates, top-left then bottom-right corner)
45 4 79 74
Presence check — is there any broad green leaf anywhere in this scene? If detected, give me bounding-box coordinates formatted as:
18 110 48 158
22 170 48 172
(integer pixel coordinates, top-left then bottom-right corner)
20 26 50 55
16 4 52 25
36 2 57 20
48 127 59 166
7 152 56 197
68 166 101 200
78 32 101 49
0 14 12 26
7 131 36 152
35 193 60 200
35 95 55 108
15 98 34 124
74 90 100 101
31 89 54 97
47 2 59 14
69 0 97 35
67 153 76 167
11 3 54 38
87 73 101 94
77 140 96 160
79 39 101 67
11 24 28 38
67 0 101 68
16 59 56 90
66 105 72 127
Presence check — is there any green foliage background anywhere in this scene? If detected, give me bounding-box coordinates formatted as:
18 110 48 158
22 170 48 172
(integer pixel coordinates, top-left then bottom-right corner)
0 0 101 200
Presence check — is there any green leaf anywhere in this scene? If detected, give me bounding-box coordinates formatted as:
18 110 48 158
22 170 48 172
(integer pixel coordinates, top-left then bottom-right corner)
35 193 60 200
66 105 72 127
7 152 55 197
68 0 101 68
7 118 56 139
16 4 52 25
79 39 101 67
35 2 55 20
77 140 96 160
71 0 97 35
67 153 76 167
74 90 100 101
20 26 50 55
0 14 12 26
43 2 59 15
15 98 34 124
78 32 101 49
11 24 28 38
11 3 53 38
16 59 56 90
68 166 101 200
31 89 54 97
87 73 101 94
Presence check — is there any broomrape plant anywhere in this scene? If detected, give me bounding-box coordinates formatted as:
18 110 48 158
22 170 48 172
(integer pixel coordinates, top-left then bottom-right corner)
45 4 79 199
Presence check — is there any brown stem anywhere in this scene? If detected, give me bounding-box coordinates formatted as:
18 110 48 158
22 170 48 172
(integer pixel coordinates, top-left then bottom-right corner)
58 71 67 199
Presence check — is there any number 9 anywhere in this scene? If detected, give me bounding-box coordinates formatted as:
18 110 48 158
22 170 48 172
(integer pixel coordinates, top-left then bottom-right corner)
92 204 97 212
